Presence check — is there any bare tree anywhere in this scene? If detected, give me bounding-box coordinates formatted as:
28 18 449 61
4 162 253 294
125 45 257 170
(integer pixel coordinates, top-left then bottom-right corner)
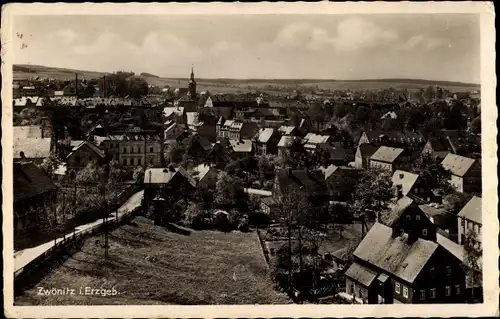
462 228 482 302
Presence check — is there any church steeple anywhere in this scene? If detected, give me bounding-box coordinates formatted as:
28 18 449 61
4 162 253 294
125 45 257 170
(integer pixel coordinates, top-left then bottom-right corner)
188 65 197 100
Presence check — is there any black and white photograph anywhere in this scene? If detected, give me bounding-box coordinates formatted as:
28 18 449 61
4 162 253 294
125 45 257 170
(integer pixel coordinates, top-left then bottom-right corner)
2 2 497 318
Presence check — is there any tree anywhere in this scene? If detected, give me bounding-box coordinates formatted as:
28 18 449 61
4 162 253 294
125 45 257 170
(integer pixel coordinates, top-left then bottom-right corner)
412 152 453 194
214 172 247 210
443 192 473 215
352 168 394 221
183 201 203 227
166 141 186 164
40 154 62 179
462 228 482 302
333 103 348 119
127 76 149 99
83 84 96 98
76 160 106 186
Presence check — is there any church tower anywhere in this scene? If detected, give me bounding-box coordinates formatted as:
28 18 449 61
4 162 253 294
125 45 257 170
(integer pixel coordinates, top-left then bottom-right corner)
188 65 197 100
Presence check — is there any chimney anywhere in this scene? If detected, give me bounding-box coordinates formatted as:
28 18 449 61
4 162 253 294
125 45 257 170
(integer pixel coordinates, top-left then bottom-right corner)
168 164 176 172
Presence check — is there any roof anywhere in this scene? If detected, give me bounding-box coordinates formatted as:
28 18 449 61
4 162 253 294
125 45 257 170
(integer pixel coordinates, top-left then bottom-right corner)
144 167 196 187
277 136 300 148
363 130 424 142
191 164 214 182
418 204 447 217
13 138 51 159
354 222 439 284
245 188 273 197
391 170 419 196
276 169 326 195
345 262 378 287
278 126 295 135
380 111 398 119
318 164 339 180
163 106 184 118
303 133 330 145
13 126 43 139
229 139 252 153
357 144 379 158
14 162 58 203
381 196 414 227
436 233 464 262
256 128 275 143
66 141 105 159
370 146 404 163
441 153 476 177
458 196 482 225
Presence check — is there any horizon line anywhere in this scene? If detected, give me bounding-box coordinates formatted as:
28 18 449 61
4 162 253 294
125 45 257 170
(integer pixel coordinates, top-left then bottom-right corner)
14 63 480 86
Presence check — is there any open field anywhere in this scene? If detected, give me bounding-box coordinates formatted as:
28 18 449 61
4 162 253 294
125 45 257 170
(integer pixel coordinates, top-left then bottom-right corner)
14 64 479 93
15 216 290 305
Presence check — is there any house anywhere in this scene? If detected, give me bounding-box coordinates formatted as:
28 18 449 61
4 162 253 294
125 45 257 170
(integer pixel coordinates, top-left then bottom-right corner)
345 222 466 304
14 162 58 235
318 164 359 201
13 125 44 139
228 139 253 158
419 203 458 240
441 154 481 193
164 121 185 141
206 141 233 168
143 165 197 200
101 134 163 168
277 136 301 157
183 133 213 164
272 168 328 204
421 137 454 160
370 146 407 172
66 141 106 169
191 164 219 188
216 118 257 141
354 144 379 169
390 170 435 202
13 137 52 165
254 128 280 155
302 133 330 152
163 106 186 124
457 196 482 245
278 125 296 136
358 130 425 147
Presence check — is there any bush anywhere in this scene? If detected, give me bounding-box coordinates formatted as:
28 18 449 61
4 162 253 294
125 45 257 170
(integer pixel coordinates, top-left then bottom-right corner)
238 215 250 232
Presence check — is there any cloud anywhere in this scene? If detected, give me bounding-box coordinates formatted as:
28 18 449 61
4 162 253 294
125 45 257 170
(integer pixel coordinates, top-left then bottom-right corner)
331 18 398 51
209 41 243 56
265 18 399 53
398 35 445 51
46 28 77 44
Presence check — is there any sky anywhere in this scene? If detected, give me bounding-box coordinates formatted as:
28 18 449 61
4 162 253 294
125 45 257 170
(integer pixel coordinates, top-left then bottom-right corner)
13 14 480 83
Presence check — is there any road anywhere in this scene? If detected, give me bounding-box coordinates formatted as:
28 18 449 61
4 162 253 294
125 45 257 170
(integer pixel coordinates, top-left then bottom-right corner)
14 190 144 273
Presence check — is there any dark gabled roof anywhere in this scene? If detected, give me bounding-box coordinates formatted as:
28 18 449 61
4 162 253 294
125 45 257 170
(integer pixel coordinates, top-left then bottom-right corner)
240 122 259 139
66 141 105 159
381 196 414 227
364 130 424 142
354 222 439 284
357 144 379 158
276 169 326 195
14 162 58 203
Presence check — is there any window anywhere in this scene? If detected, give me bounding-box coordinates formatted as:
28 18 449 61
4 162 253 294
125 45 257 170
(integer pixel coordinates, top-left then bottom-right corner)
419 289 425 300
88 156 92 161
455 284 461 295
429 268 436 279
461 218 465 227
122 158 125 165
422 229 428 236
395 283 400 294
445 286 451 296
123 148 127 153
416 215 421 221
403 286 409 298
150 147 154 152
446 266 452 275
406 215 411 221
138 158 141 165
131 158 135 166
430 288 436 299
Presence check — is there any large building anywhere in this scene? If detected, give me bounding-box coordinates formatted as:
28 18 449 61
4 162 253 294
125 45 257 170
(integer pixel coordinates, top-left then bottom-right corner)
101 133 162 168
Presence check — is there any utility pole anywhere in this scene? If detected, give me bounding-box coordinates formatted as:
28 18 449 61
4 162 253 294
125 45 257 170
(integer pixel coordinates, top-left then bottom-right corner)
73 177 77 235
102 184 109 259
75 73 79 97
